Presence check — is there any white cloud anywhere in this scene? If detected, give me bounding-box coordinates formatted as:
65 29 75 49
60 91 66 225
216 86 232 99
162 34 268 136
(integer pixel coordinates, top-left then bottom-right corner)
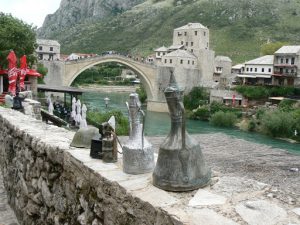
0 0 61 27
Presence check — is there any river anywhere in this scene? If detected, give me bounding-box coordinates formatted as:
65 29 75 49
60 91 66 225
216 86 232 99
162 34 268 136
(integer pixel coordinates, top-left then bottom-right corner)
82 91 300 154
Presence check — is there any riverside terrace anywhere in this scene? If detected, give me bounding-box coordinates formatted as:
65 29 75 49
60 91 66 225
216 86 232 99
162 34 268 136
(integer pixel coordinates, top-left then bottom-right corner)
0 107 299 225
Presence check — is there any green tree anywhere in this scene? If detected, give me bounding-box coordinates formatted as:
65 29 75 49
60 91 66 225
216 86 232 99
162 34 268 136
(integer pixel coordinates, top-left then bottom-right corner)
0 13 37 68
183 87 209 110
36 63 48 84
260 42 288 55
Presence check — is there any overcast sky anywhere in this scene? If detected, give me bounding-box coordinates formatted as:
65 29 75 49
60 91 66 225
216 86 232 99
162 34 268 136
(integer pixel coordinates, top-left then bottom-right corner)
0 0 61 27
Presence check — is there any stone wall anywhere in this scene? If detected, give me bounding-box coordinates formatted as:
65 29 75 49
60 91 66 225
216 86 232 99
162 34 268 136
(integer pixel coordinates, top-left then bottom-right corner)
0 108 180 225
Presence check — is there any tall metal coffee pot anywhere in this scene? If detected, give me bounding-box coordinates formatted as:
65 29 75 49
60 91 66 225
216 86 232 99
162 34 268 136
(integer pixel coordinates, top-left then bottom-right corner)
122 93 154 174
152 71 211 191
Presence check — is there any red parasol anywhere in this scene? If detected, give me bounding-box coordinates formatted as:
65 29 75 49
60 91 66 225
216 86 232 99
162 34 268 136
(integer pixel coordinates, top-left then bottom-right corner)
0 69 41 77
7 50 18 95
19 55 28 90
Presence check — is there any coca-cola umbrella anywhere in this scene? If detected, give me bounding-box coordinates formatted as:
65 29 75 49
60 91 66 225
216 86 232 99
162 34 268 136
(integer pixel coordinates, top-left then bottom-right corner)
19 55 28 91
0 69 42 77
7 50 18 95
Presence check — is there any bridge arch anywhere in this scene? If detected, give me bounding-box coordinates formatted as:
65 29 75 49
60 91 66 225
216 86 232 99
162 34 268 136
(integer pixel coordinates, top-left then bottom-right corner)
64 55 157 100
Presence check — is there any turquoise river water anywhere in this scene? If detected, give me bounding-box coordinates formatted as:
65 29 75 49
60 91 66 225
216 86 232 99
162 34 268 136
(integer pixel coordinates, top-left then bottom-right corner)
82 91 300 154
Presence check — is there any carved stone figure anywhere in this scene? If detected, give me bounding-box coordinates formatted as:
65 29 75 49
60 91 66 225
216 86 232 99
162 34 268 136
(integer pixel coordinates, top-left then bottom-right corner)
152 71 211 191
122 93 154 174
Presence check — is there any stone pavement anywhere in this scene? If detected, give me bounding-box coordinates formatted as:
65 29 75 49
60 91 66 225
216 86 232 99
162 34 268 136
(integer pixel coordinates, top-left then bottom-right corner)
0 169 19 225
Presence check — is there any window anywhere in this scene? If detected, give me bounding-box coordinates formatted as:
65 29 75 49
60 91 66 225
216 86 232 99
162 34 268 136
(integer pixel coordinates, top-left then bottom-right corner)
164 59 167 63
204 31 206 36
192 61 194 65
170 59 172 63
191 42 194 46
291 69 294 74
286 58 289 64
286 69 289 73
180 59 183 64
268 68 271 72
50 47 53 51
195 31 197 36
292 57 295 65
262 68 265 72
250 68 253 72
157 52 161 56
181 41 184 45
184 32 187 36
39 46 42 51
280 58 284 63
178 32 182 36
191 49 193 53
39 54 43 60
163 53 165 55
188 60 190 64
186 42 188 46
255 68 257 72
247 68 249 72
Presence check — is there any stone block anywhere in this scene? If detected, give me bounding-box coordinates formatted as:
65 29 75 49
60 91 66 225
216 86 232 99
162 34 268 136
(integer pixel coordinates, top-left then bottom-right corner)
235 200 287 225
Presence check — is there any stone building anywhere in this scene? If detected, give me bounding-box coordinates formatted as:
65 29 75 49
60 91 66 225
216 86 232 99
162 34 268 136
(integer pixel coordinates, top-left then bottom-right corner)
154 23 217 91
36 39 60 61
274 46 300 86
161 50 198 69
214 56 232 86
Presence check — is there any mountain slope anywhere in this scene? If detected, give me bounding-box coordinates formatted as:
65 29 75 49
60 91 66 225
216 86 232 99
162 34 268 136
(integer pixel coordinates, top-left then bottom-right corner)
38 0 300 63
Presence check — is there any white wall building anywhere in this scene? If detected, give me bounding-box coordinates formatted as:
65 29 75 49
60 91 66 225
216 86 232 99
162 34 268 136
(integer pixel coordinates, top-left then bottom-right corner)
237 55 274 85
36 39 60 61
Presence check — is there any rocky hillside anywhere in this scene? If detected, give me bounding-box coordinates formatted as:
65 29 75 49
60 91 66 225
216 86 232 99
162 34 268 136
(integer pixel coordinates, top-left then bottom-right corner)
38 0 300 63
38 0 146 37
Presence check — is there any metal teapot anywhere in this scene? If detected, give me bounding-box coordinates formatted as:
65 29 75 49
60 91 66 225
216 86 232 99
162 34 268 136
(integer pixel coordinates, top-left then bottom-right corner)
152 71 211 191
122 93 154 174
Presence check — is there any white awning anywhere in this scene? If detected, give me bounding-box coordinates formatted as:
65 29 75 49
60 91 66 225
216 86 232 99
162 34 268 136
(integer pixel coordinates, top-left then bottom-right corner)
256 75 272 78
237 74 272 78
237 74 256 78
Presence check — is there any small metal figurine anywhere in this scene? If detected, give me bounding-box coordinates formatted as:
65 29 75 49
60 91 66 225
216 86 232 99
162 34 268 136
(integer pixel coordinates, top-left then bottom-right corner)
100 116 118 163
122 93 154 174
152 71 211 191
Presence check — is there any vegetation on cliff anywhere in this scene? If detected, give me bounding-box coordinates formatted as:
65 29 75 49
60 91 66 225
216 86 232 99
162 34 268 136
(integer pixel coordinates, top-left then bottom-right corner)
38 0 300 63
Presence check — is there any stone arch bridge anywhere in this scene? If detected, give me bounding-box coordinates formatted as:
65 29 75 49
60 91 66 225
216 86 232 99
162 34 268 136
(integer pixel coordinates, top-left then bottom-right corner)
43 54 168 112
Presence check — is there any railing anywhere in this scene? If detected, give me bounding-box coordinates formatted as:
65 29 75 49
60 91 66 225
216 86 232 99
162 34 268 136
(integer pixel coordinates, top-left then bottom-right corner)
274 64 297 67
273 72 297 77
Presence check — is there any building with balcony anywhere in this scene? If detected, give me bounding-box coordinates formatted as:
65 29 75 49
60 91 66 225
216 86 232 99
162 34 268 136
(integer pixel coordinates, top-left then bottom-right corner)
273 46 300 86
36 39 60 61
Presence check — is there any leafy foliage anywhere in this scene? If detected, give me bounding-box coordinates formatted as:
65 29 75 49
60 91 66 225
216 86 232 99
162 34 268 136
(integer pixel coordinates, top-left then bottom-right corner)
136 84 147 104
0 13 37 68
72 63 123 86
86 110 129 135
190 105 210 121
261 110 296 138
36 63 48 84
210 111 237 128
183 87 209 110
260 42 288 55
234 86 300 100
